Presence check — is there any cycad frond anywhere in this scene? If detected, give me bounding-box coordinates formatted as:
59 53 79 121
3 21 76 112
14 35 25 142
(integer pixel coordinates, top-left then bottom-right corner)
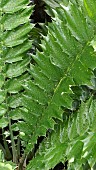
0 0 34 162
21 0 96 162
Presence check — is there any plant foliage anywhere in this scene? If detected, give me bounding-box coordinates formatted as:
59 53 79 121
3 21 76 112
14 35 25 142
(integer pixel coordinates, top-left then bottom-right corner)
0 0 96 169
0 0 34 164
0 149 16 170
22 0 96 169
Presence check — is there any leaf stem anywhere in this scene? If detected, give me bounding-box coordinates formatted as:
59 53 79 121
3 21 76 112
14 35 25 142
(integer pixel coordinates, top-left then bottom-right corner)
2 128 12 160
8 118 18 164
18 153 26 170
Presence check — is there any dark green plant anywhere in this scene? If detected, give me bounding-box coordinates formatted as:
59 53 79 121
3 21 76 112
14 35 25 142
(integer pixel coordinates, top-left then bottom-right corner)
21 0 96 169
0 0 34 169
0 0 96 170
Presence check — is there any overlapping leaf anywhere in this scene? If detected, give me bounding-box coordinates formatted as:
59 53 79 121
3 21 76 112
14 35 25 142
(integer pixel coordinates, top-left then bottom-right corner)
13 0 96 169
0 0 33 158
27 97 96 170
21 0 96 159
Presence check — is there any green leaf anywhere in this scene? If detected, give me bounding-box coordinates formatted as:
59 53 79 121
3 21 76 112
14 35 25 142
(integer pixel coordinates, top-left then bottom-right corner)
7 94 22 108
1 6 34 30
84 0 96 22
5 73 30 93
0 75 5 88
25 1 96 169
0 117 8 128
6 57 30 78
5 41 32 63
0 0 33 160
1 0 29 13
0 104 7 117
0 90 6 103
0 162 14 170
3 23 32 47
